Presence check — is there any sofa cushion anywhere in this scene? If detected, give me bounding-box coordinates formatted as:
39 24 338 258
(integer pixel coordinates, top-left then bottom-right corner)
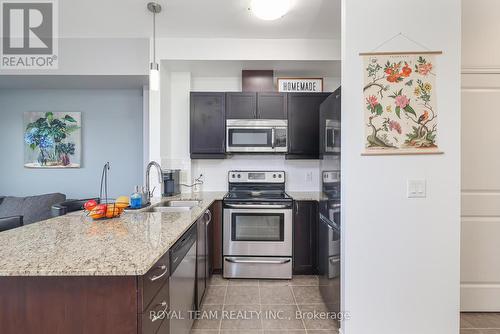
0 197 24 218
0 193 66 225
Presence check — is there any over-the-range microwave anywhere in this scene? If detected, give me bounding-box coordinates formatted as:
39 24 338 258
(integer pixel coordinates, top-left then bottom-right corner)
226 119 287 153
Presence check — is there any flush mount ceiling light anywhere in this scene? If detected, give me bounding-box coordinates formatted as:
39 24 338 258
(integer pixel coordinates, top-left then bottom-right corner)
148 2 162 91
250 0 291 21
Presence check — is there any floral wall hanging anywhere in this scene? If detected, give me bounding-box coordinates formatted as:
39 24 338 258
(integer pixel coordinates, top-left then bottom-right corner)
24 112 81 168
361 52 442 155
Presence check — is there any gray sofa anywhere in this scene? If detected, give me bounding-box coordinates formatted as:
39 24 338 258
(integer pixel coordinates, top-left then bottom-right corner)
0 193 66 232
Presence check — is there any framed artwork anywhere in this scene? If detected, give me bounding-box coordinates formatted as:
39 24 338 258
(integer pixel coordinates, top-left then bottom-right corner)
24 112 81 168
278 78 323 93
360 52 442 155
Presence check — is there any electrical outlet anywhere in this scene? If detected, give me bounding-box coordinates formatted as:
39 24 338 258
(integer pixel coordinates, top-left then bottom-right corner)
407 179 426 198
306 171 313 183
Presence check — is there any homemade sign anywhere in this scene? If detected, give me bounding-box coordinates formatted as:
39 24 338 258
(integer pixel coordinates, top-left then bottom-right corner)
360 51 442 155
278 78 323 93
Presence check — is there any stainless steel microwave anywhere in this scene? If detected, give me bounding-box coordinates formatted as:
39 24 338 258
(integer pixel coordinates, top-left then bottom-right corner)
226 119 288 153
325 119 341 153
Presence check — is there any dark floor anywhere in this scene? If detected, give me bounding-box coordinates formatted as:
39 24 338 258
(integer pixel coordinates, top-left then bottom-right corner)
461 313 500 334
191 275 339 334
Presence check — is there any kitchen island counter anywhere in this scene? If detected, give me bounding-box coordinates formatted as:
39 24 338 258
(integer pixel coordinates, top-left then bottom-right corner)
0 192 225 277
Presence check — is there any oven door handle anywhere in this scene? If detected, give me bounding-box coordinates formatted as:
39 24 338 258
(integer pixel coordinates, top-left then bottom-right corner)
225 204 290 209
225 258 291 265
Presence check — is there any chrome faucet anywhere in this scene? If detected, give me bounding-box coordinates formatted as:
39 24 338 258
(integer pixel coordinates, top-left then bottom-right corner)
146 161 164 203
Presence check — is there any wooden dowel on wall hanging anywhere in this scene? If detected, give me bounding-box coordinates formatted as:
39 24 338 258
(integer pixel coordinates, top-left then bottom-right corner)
359 51 443 56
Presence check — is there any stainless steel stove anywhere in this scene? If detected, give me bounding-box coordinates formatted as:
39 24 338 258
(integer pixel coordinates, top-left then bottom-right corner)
223 171 293 279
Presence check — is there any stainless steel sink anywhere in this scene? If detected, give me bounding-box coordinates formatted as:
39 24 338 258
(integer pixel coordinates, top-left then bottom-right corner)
157 200 201 208
144 200 202 213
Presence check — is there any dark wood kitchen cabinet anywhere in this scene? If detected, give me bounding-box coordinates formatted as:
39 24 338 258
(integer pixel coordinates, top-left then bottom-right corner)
0 251 171 334
287 93 332 159
293 200 319 275
210 200 223 273
226 92 287 119
226 92 257 119
257 92 287 119
190 92 226 159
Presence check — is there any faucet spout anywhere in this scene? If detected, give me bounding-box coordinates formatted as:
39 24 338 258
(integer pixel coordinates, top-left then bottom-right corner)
146 161 164 202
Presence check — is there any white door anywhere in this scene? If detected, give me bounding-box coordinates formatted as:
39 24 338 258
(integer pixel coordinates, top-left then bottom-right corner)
461 0 500 311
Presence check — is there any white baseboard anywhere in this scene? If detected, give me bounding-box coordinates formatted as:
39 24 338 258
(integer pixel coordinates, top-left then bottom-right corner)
461 283 500 311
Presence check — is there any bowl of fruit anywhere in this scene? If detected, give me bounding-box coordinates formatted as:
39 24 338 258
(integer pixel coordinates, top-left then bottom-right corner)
84 196 129 220
84 162 130 220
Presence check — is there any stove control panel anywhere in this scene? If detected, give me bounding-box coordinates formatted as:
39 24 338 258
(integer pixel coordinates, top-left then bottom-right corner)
229 171 285 183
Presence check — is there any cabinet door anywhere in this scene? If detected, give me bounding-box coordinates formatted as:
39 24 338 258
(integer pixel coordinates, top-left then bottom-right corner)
190 92 226 158
210 201 223 273
257 92 287 119
287 93 331 159
196 216 207 310
226 92 257 119
293 201 319 275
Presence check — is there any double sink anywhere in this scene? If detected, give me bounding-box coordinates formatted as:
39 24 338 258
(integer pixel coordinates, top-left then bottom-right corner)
144 200 202 213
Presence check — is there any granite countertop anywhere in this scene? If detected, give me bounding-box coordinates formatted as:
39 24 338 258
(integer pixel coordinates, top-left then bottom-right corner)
287 191 323 201
0 192 225 277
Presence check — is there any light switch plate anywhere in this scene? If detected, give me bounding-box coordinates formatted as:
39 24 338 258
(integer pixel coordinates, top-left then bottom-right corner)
306 171 313 183
407 179 426 198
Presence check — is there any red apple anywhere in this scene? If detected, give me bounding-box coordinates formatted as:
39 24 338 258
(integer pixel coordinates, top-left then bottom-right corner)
84 200 98 211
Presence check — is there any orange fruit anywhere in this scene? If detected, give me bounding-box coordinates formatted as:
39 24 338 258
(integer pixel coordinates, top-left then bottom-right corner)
105 205 121 218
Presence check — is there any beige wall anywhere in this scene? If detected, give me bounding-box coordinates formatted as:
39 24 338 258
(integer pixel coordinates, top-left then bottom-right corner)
461 0 500 311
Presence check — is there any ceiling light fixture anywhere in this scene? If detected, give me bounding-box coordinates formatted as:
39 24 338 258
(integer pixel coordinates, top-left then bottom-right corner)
250 0 291 21
148 2 162 91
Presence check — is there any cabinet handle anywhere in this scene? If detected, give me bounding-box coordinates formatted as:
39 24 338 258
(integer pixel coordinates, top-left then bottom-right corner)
294 201 298 213
149 265 168 282
151 301 169 322
205 209 212 224
225 258 291 264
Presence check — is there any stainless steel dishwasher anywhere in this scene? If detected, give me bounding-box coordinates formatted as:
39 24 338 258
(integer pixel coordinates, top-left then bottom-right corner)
170 224 197 334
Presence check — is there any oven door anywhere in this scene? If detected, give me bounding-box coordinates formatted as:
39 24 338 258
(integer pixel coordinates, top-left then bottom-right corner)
223 207 292 257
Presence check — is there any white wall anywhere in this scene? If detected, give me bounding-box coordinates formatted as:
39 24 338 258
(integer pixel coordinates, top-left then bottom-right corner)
0 38 149 76
342 1 460 334
157 38 340 61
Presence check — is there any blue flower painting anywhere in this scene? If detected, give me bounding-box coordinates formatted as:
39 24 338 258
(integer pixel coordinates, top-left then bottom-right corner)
23 112 81 168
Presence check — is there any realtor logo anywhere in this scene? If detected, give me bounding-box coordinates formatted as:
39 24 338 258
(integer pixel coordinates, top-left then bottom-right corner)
1 0 58 69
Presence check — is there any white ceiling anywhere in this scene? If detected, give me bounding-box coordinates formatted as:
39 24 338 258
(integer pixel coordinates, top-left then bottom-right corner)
59 0 341 39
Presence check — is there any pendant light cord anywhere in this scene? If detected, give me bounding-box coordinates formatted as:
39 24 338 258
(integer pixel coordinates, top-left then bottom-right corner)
153 11 156 65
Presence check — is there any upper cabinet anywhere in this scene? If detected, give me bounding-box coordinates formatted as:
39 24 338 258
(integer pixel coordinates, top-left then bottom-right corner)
226 92 287 119
287 93 332 159
226 93 257 119
190 92 226 159
257 92 287 119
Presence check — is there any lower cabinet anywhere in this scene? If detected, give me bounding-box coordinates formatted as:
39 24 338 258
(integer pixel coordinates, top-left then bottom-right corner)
210 201 223 273
139 251 171 334
293 200 319 275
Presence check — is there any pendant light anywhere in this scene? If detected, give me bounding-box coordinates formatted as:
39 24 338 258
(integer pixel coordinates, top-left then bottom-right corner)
250 0 291 21
147 2 161 91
